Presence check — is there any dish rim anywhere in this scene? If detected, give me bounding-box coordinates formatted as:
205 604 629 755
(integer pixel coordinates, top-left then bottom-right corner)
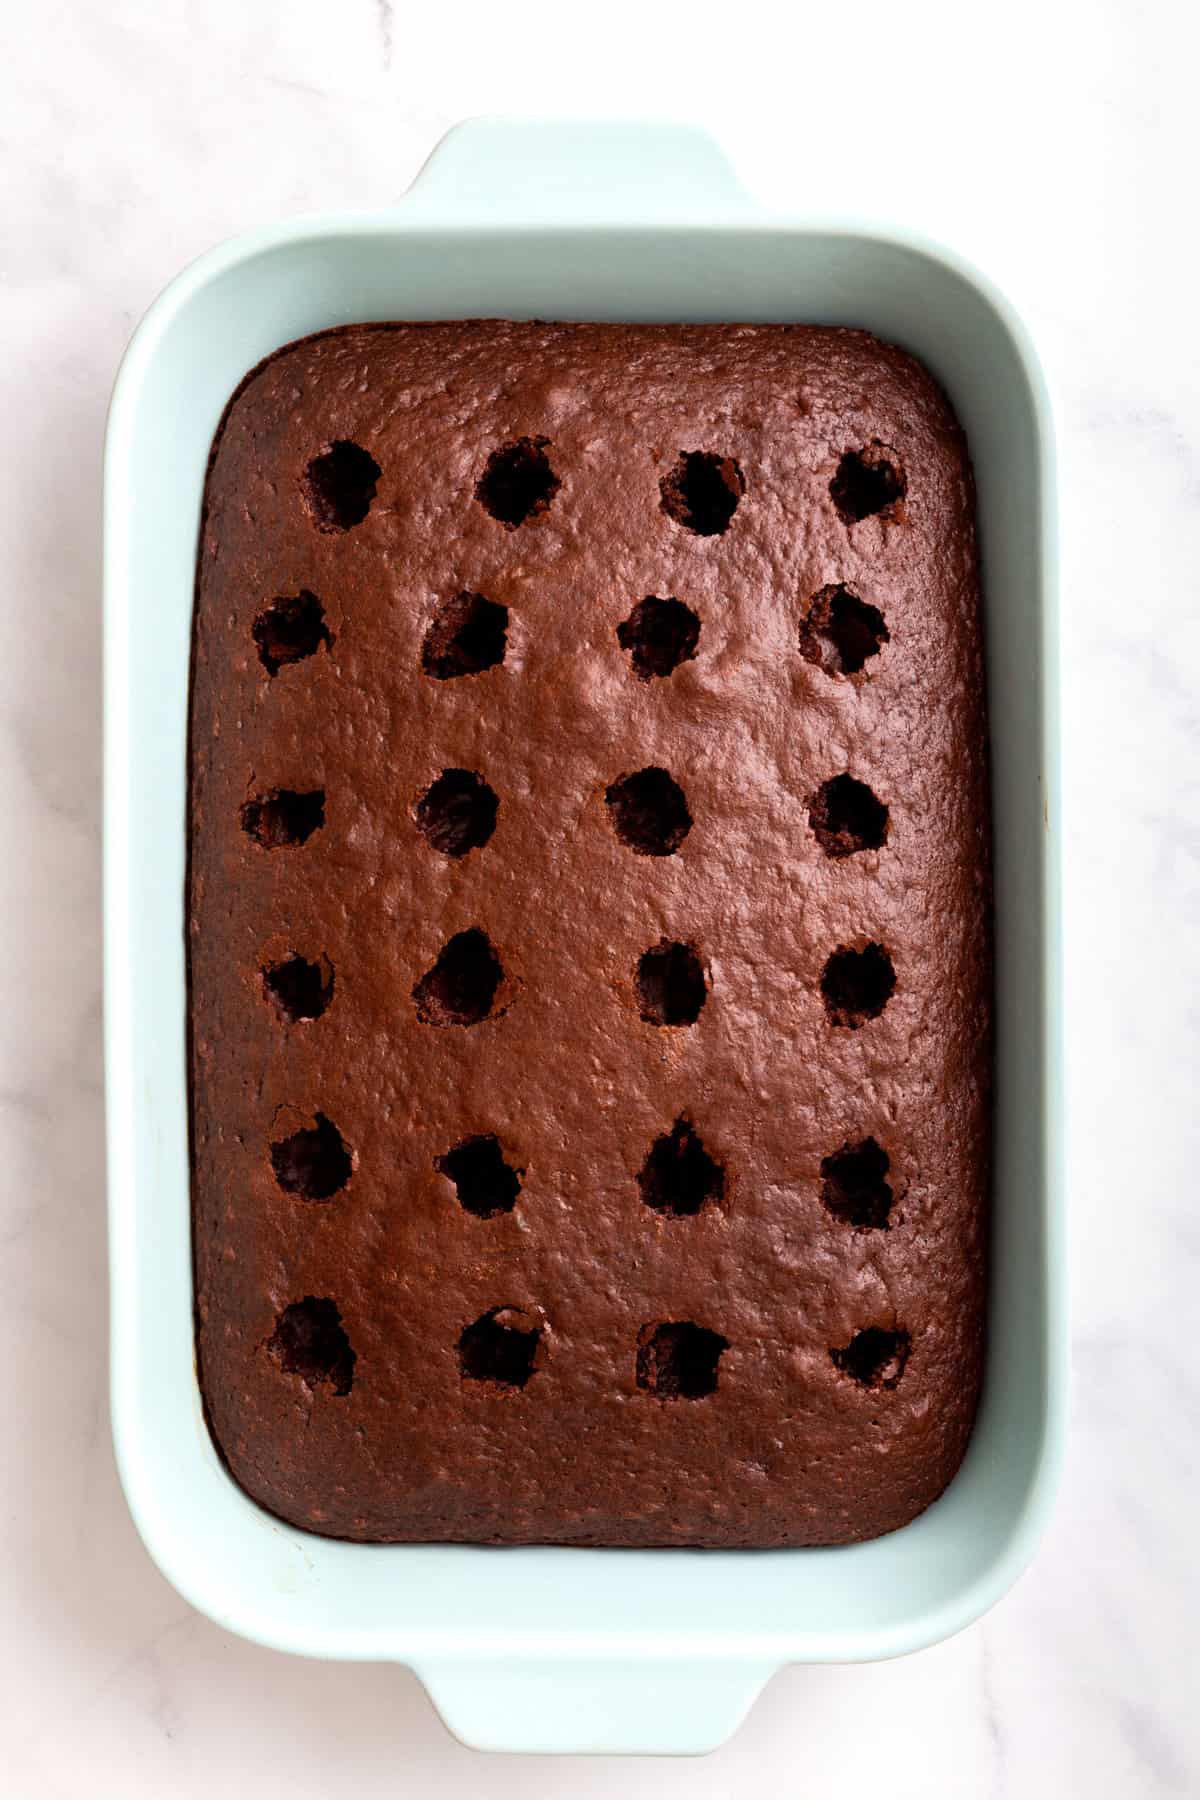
103 117 1065 1751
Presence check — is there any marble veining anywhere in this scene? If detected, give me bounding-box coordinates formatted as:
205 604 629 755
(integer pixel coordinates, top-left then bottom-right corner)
3 0 1197 1791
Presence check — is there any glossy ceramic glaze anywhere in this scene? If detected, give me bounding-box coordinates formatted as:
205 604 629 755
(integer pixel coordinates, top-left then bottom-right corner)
104 118 1063 1755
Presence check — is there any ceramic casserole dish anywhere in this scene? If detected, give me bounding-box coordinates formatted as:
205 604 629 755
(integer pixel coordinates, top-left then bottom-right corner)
104 117 1064 1755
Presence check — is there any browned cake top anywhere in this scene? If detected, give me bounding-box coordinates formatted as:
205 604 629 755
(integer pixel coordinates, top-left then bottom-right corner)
189 321 991 1547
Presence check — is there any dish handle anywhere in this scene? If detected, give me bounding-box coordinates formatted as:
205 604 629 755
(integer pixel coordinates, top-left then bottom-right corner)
414 1654 775 1755
401 116 754 225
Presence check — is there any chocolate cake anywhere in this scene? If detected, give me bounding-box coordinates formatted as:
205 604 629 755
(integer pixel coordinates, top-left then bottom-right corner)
188 321 991 1546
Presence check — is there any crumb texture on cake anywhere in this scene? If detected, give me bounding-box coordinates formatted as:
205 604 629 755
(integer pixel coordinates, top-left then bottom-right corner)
189 320 991 1548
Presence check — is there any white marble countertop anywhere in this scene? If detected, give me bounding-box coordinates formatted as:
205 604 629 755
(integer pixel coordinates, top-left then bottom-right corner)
4 1 1196 1791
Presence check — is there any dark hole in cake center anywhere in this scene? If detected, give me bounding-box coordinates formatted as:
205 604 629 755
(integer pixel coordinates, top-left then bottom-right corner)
829 442 906 523
809 774 889 857
798 585 889 677
421 592 508 680
638 1117 724 1217
458 1307 541 1388
616 596 701 679
252 590 332 676
301 440 381 532
269 1112 353 1200
821 1137 893 1230
659 450 745 536
635 941 707 1027
821 942 896 1027
414 768 499 858
436 1134 522 1218
262 952 334 1022
268 1297 356 1395
604 766 692 856
240 788 325 849
475 436 561 528
412 927 504 1027
636 1321 728 1399
831 1325 910 1389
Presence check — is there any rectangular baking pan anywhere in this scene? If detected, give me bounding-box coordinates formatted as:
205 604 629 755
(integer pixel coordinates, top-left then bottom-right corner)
104 117 1064 1756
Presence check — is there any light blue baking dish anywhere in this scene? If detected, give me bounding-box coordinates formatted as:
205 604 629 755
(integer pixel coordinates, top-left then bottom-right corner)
103 118 1064 1756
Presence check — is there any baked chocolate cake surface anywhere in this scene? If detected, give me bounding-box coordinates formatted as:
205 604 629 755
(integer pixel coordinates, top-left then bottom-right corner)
189 321 991 1546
